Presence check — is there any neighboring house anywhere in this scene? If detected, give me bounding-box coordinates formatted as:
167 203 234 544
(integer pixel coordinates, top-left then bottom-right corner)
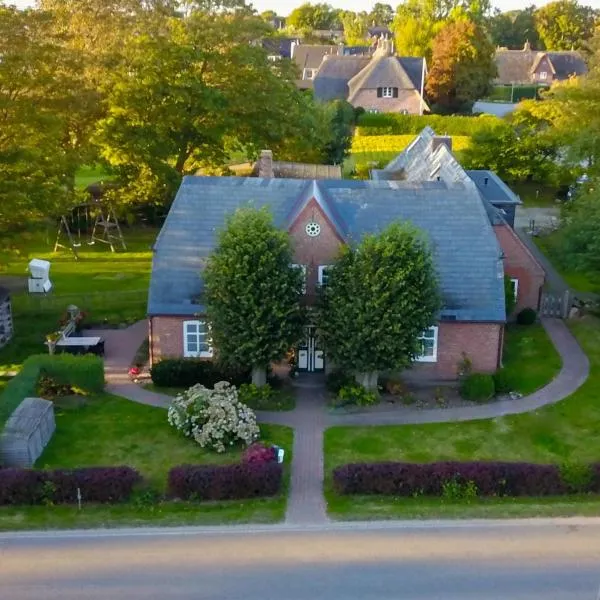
147 129 544 378
292 44 340 86
367 26 392 39
313 37 427 114
495 41 588 86
261 37 300 61
268 16 286 30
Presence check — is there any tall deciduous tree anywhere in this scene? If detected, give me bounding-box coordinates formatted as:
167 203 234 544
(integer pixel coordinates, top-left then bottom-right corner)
368 3 394 26
488 6 540 49
94 10 315 206
0 6 75 232
340 11 369 45
204 208 305 386
286 2 336 34
318 223 439 391
534 0 597 51
425 18 496 112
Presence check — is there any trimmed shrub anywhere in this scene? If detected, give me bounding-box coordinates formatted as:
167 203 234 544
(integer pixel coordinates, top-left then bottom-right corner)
238 383 293 411
0 466 141 505
559 462 594 493
325 370 354 394
332 461 568 497
242 442 277 465
167 463 282 500
355 113 501 136
167 382 259 453
0 354 104 429
493 368 514 394
150 359 250 389
338 383 378 407
517 308 537 326
459 373 495 402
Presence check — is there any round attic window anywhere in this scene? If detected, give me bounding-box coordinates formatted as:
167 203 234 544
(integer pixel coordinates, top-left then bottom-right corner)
305 221 321 237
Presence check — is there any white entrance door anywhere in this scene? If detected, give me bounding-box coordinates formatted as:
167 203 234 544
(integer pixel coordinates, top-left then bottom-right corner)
298 326 324 372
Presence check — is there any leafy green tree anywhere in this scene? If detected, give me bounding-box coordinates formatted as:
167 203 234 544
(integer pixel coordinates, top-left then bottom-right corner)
340 11 369 45
320 100 357 165
534 0 597 51
318 222 439 391
204 208 305 386
286 2 336 34
368 3 394 26
426 18 496 112
95 10 315 207
392 0 492 61
0 6 76 232
488 6 540 49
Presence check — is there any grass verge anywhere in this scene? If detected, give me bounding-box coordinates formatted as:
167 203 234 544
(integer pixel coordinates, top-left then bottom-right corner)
0 393 293 530
502 323 561 395
324 316 600 519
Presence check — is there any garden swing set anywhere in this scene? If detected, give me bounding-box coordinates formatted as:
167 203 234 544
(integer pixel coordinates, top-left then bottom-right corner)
54 200 126 260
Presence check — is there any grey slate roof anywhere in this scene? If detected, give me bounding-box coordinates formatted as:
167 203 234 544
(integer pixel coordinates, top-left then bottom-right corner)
313 55 370 101
149 175 505 322
261 37 299 59
466 170 521 206
292 44 339 70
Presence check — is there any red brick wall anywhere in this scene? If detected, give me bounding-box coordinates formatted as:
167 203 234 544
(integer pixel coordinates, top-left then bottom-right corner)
494 224 545 313
409 322 503 380
350 89 422 114
150 316 188 364
288 197 343 297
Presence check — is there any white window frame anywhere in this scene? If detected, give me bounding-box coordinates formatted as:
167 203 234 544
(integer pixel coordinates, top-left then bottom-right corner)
318 265 333 286
183 320 213 358
415 326 438 363
291 263 307 293
382 86 393 98
510 278 519 301
539 71 547 80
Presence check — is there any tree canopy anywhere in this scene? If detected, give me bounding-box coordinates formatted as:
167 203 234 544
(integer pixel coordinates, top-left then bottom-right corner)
534 0 597 51
204 207 305 386
425 18 496 112
318 222 439 390
286 2 338 33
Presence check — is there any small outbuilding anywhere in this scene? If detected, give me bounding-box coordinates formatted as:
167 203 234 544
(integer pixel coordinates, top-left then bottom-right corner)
0 398 56 467
0 286 12 350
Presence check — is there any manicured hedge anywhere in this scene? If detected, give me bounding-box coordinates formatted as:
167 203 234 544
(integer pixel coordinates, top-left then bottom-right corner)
0 354 105 429
150 358 250 389
0 466 141 505
333 462 600 497
168 463 283 500
355 113 502 136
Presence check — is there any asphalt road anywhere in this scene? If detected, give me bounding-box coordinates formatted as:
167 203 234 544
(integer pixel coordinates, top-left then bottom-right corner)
2 520 600 600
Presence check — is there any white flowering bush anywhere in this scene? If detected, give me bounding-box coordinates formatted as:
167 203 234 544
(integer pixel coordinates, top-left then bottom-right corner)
167 382 260 453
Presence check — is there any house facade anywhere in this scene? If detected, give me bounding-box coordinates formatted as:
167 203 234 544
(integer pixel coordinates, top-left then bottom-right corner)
312 37 427 114
495 42 588 86
147 129 544 379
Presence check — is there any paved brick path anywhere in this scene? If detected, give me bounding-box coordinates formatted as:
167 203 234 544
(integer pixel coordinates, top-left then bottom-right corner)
93 317 589 525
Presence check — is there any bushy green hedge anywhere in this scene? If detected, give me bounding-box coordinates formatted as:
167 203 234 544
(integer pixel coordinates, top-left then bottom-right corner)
151 358 250 389
459 373 496 403
356 113 501 137
0 354 104 428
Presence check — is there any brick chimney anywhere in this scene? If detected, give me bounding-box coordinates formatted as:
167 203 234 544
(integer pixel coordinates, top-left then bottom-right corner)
258 150 274 178
431 136 452 153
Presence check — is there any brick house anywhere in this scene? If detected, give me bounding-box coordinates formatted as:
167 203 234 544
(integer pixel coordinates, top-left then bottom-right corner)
148 129 544 379
495 42 587 86
312 37 427 114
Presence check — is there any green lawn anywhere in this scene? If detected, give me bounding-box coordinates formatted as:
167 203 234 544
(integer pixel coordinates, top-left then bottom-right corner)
324 316 600 519
502 323 562 395
0 226 157 372
74 165 114 189
535 233 600 294
0 393 293 530
510 182 562 208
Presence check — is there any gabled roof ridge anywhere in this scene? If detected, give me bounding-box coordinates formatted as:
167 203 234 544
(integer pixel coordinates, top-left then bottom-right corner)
347 55 415 102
